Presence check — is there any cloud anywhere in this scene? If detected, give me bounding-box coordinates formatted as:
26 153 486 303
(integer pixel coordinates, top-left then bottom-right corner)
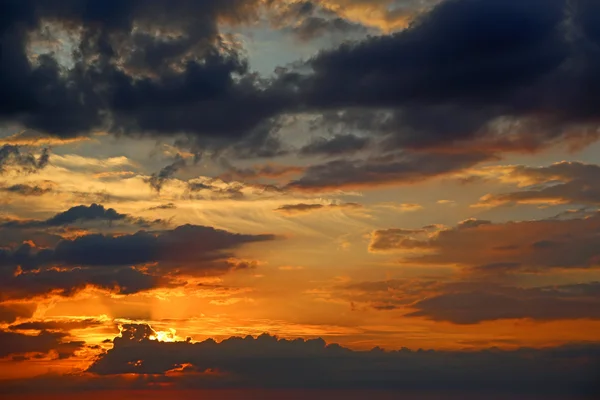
0 0 288 156
275 202 362 215
270 1 371 42
275 0 600 156
300 134 370 156
146 155 187 192
9 317 109 332
0 182 54 196
218 161 304 182
341 278 600 324
369 213 600 271
82 324 600 395
0 329 85 360
0 145 49 174
148 203 177 211
286 151 490 192
0 204 167 229
5 0 600 165
0 303 36 324
474 161 600 207
407 282 600 324
0 222 274 301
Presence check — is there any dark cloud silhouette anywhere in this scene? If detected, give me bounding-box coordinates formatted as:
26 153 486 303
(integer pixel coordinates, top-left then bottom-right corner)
0 145 49 174
272 0 600 157
476 161 600 207
5 0 600 164
0 183 53 196
407 283 600 324
0 203 167 229
146 155 187 192
0 263 169 301
0 0 288 156
287 151 489 191
9 318 109 332
0 223 274 300
0 329 85 359
369 213 600 271
84 324 600 396
148 203 177 211
275 202 362 214
341 279 600 323
0 303 36 323
0 224 274 270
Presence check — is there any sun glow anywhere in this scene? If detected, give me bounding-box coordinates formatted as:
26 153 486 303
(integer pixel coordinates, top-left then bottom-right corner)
149 328 179 342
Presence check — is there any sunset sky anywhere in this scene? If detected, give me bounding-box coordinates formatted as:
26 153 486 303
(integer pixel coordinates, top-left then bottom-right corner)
1 0 600 398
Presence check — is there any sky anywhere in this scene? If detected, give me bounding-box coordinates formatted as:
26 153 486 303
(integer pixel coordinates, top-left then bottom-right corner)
0 0 600 398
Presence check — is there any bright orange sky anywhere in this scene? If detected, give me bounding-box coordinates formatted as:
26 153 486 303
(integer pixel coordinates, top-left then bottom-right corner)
1 0 600 398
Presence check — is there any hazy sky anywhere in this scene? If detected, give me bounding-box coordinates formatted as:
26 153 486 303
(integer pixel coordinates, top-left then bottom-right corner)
0 0 599 398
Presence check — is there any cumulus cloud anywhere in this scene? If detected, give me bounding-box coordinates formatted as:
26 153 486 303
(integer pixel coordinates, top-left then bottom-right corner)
0 204 167 230
0 220 275 300
277 0 600 155
0 0 287 156
4 0 600 167
83 324 600 396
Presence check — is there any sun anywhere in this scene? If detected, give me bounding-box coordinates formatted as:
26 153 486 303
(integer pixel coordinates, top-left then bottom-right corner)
149 328 179 342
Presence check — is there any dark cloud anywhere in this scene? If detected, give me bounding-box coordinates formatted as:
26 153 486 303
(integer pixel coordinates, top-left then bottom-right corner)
0 0 288 156
146 155 187 192
275 0 600 155
286 151 489 191
0 223 274 300
6 0 600 164
0 145 49 174
0 182 53 196
0 224 274 270
9 318 108 332
341 279 600 323
0 303 36 323
0 264 169 301
275 202 362 214
83 324 600 395
148 203 177 210
218 160 304 182
476 161 600 207
407 282 600 324
300 134 370 156
369 213 600 271
0 203 167 229
0 329 85 359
